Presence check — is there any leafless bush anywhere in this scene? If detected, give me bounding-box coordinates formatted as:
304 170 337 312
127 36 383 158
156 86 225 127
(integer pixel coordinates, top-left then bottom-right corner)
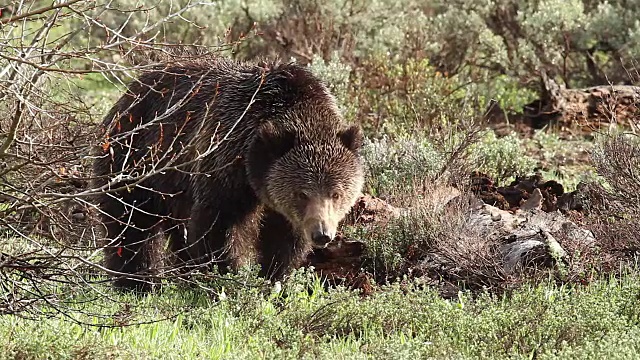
566 132 640 275
560 216 640 285
590 133 640 212
0 0 249 322
224 0 369 64
411 194 516 296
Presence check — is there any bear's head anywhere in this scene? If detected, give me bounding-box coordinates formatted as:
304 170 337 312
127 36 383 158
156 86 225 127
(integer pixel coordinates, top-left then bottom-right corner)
248 120 365 249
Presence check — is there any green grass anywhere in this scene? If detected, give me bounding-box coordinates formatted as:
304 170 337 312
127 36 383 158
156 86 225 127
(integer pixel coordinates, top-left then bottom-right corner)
3 269 640 359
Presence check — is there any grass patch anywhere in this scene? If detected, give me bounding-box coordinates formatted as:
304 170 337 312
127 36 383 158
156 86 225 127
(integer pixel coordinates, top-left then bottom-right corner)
2 270 640 359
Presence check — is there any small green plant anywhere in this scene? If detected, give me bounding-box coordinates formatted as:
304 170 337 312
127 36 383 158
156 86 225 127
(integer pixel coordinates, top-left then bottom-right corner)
351 207 443 277
470 130 537 184
361 135 445 197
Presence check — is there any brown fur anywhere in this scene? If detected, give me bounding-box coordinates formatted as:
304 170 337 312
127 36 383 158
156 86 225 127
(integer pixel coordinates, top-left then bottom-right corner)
92 56 365 291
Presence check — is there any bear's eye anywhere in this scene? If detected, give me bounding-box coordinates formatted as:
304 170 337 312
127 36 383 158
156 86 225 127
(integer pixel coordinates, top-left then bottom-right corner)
296 192 309 201
331 192 341 200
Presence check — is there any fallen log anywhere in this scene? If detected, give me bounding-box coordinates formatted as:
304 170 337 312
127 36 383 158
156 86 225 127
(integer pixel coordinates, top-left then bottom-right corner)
486 72 640 134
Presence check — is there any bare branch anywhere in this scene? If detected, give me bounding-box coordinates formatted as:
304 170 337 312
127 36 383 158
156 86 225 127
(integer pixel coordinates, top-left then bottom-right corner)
0 0 83 25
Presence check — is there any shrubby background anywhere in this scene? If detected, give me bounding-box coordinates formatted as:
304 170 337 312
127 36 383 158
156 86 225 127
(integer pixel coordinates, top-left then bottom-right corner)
1 0 640 358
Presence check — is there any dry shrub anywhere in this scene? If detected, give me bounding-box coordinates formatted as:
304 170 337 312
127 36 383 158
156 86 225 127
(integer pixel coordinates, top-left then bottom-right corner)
416 194 516 296
582 218 639 269
350 187 520 297
0 1 242 320
238 0 358 64
590 133 640 213
586 133 640 221
555 133 640 282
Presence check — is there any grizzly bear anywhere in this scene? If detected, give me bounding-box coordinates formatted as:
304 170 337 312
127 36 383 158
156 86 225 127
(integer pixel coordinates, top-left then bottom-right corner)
92 55 365 291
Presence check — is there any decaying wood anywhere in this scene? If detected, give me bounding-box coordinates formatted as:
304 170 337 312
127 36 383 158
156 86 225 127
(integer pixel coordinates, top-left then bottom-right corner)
486 72 640 133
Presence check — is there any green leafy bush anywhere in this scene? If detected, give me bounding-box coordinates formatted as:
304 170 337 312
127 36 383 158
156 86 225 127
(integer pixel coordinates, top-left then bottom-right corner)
361 135 446 197
470 131 537 184
348 57 475 136
307 53 355 118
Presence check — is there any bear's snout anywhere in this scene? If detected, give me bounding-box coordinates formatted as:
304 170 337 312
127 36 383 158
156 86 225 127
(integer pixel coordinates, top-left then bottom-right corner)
311 223 335 248
302 197 339 249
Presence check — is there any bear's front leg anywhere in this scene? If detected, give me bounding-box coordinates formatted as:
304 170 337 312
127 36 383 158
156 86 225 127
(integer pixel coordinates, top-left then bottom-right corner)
100 190 166 292
226 206 263 270
183 203 232 273
183 195 262 276
257 209 312 281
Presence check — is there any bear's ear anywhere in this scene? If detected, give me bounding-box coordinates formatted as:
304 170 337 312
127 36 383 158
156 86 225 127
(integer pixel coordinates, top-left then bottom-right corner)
255 122 297 160
247 122 297 191
338 124 364 153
